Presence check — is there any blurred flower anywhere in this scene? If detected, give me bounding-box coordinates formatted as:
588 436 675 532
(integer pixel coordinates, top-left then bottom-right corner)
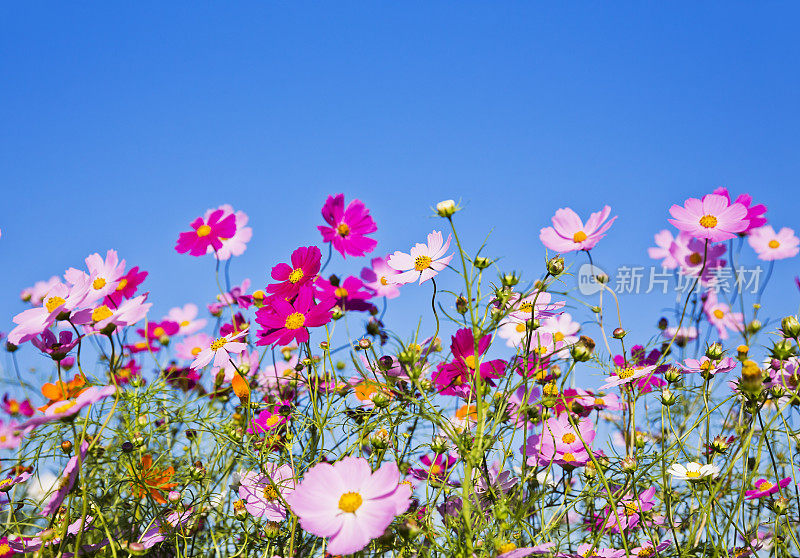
360 255 401 299
668 462 719 481
748 225 799 261
167 303 207 335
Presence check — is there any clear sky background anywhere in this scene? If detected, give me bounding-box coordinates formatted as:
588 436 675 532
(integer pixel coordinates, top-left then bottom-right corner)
2 3 799 384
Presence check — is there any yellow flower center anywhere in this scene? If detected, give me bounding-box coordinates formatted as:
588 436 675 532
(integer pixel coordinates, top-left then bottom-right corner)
8 401 19 414
196 224 212 237
0 543 10 555
699 214 718 229
572 230 588 243
181 320 190 327
688 252 703 265
713 309 725 319
700 360 714 371
337 223 350 237
263 484 280 500
338 491 363 513
498 543 517 554
285 312 305 330
92 277 107 290
519 302 534 313
116 278 128 291
543 384 559 397
46 296 66 313
191 347 202 356
153 327 165 337
210 338 227 351
515 323 526 333
335 287 349 298
637 548 654 557
768 239 780 249
380 276 389 285
414 255 432 271
464 355 476 369
617 367 635 380
623 501 639 515
429 463 442 476
561 433 576 444
553 331 565 343
0 478 13 489
756 480 773 492
594 398 605 406
685 470 701 478
288 268 304 283
562 452 575 462
92 305 113 322
265 415 282 428
54 400 77 414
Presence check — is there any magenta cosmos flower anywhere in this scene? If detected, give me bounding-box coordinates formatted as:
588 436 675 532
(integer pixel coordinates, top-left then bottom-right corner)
175 208 237 257
360 256 401 299
668 193 748 242
408 453 458 483
318 194 378 258
316 275 374 312
539 205 617 252
714 187 767 233
745 477 792 499
190 328 248 370
237 464 295 520
433 328 506 398
286 456 411 556
203 204 252 260
1 395 34 418
748 225 799 261
104 265 148 308
267 246 322 298
256 287 335 346
387 230 453 285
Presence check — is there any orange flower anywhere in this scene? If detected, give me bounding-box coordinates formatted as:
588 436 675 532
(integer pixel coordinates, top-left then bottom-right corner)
38 374 88 412
130 454 177 504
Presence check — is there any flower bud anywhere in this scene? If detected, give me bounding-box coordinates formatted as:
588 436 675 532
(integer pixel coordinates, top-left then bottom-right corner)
746 319 762 334
737 345 749 361
590 305 601 314
621 456 638 473
660 389 678 406
331 306 345 321
706 343 724 360
657 317 668 330
473 257 492 270
168 490 182 503
252 290 265 308
771 339 796 361
61 440 73 454
366 319 381 336
455 295 469 315
570 336 595 362
436 199 458 218
612 328 626 339
233 499 248 521
358 338 372 350
501 273 520 287
664 366 682 383
781 316 800 338
371 392 390 408
546 256 565 276
5 342 19 353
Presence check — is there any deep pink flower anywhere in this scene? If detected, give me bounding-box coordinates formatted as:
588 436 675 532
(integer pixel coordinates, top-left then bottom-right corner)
137 320 180 342
668 193 748 242
267 246 322 298
432 328 506 398
203 204 252 260
539 206 617 252
1 395 34 418
748 225 799 261
408 453 458 482
248 408 288 436
713 187 767 233
285 456 411 555
361 256 402 299
318 194 378 258
316 275 375 312
104 265 148 308
387 230 453 285
256 286 335 346
175 208 237 257
745 477 792 499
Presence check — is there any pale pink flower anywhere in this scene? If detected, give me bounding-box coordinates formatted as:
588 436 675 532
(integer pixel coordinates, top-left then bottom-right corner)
190 328 248 369
747 226 799 261
388 230 453 285
237 463 296 520
21 276 62 306
167 303 207 335
704 291 744 340
89 294 152 331
668 193 748 242
539 206 617 252
176 333 214 361
668 232 727 284
64 250 127 305
361 256 401 299
600 365 658 390
647 230 680 269
8 278 92 345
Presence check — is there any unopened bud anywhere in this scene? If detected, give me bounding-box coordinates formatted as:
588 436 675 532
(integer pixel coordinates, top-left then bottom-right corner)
455 296 469 315
473 257 492 270
657 317 668 330
546 256 565 276
705 343 724 360
501 273 520 287
746 320 762 334
436 199 458 218
781 316 800 338
771 339 796 361
664 366 683 383
660 389 678 406
737 345 749 361
61 440 73 454
612 328 626 339
621 456 638 473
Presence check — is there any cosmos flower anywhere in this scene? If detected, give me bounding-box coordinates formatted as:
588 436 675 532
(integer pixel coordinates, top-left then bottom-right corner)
432 328 506 398
41 441 89 515
248 408 288 436
524 414 596 468
387 230 454 285
704 291 744 340
316 275 374 312
203 204 252 260
137 508 194 549
668 193 748 242
360 256 401 299
662 326 698 346
8 278 92 345
286 456 411 556
137 320 180 342
0 420 23 450
605 486 657 532
31 331 79 362
267 245 322 298
713 187 767 233
745 477 792 499
237 464 296 520
647 230 681 269
0 471 31 493
600 365 658 390
24 385 116 429
669 233 727 284
130 454 178 504
668 462 720 481
190 328 248 370
89 294 152 332
408 453 458 483
539 205 617 253
176 333 214 361
747 225 799 261
20 276 62 306
318 194 378 258
175 208 237 257
104 265 148 308
166 303 207 335
681 356 737 377
1 395 33 418
256 286 335 346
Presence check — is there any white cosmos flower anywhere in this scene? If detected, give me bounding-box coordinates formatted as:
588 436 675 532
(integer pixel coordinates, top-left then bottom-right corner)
668 461 720 481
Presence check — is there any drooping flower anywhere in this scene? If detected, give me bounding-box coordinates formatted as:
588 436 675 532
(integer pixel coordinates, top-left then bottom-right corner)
668 193 748 242
267 246 322 298
713 187 767 233
745 477 792 499
190 328 248 370
130 454 178 504
318 194 378 258
175 208 237 257
31 330 79 361
668 462 720 481
203 204 252 260
704 291 744 340
539 205 617 252
387 230 453 285
256 287 335 346
238 464 296 520
748 225 800 261
41 441 89 515
360 256 402 299
432 328 506 398
167 303 207 335
285 456 412 556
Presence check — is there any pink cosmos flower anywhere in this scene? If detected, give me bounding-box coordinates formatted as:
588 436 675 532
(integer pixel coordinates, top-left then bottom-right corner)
669 233 727 284
175 208 237 257
500 544 556 558
316 276 374 312
23 385 116 429
539 206 617 252
167 303 207 335
682 356 737 377
248 408 288 436
360 256 401 299
562 544 625 558
257 354 302 398
507 291 566 321
432 328 506 398
1 395 34 418
318 194 378 258
745 477 792 499
668 193 748 242
267 246 322 298
10 516 96 554
190 328 248 369
64 249 127 306
0 420 23 449
21 276 62 306
748 226 799 261
600 364 658 390
408 453 458 483
387 230 453 285
104 265 148 308
41 441 89 515
137 320 180 342
31 330 79 361
203 204 252 260
89 294 152 332
713 187 767 233
137 508 193 549
524 414 596 468
256 287 335 346
8 278 92 345
176 333 214 361
0 471 31 493
286 456 412 556
648 230 681 269
605 486 656 532
663 326 698 345
704 291 744 340
237 464 295 520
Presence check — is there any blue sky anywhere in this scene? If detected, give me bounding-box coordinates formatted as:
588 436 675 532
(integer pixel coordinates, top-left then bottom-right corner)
2 3 799 382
